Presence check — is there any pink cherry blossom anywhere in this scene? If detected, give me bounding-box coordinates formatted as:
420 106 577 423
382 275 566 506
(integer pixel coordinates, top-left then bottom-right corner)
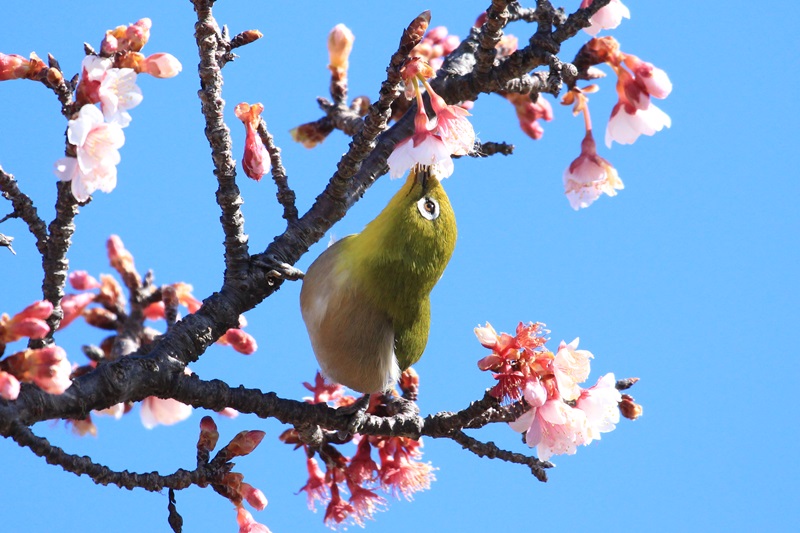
552 337 593 401
625 54 673 99
299 457 330 511
510 394 589 461
140 397 192 429
140 53 182 78
94 402 125 419
582 0 631 36
564 131 623 209
78 56 143 126
236 507 271 533
387 76 460 179
0 371 21 400
576 372 622 442
54 104 125 202
346 481 386 526
473 322 499 349
605 99 671 147
426 84 475 155
324 482 356 527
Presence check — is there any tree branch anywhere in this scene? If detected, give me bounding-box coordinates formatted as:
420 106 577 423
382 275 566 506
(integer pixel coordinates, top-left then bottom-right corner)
193 0 251 282
448 429 551 482
257 121 298 225
0 166 48 255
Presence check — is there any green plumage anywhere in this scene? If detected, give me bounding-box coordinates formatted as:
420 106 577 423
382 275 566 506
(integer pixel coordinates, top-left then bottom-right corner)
300 167 457 393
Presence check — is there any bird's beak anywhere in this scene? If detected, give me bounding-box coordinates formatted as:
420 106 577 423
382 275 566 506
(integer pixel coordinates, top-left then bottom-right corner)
415 165 431 189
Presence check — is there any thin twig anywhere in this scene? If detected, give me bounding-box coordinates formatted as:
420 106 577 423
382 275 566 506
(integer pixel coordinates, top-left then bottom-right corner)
4 420 216 491
448 429 551 482
257 121 298 224
0 167 48 255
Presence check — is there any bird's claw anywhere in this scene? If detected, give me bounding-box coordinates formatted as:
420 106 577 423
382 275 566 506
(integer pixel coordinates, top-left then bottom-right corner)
335 393 371 437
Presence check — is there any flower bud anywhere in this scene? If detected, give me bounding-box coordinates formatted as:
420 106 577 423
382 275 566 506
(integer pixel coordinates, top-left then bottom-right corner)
198 416 220 453
83 307 119 330
141 53 182 78
619 394 643 420
327 24 354 73
227 430 266 458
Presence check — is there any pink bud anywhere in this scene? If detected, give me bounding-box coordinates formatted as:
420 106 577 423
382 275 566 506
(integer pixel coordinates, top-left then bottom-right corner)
234 103 270 181
0 53 31 81
59 292 95 329
221 328 258 355
240 483 268 511
30 346 72 394
141 53 182 78
227 430 266 457
198 416 220 452
125 18 152 52
0 371 21 400
69 271 101 290
236 507 271 533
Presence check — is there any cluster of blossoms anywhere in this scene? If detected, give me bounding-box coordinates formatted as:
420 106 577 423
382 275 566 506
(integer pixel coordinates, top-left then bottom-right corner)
281 372 435 528
410 25 460 73
560 34 671 209
49 18 181 202
30 234 254 435
475 322 641 461
0 300 72 400
387 56 475 179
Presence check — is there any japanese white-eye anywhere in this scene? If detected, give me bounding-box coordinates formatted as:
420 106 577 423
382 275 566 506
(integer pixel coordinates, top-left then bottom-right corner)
300 166 457 393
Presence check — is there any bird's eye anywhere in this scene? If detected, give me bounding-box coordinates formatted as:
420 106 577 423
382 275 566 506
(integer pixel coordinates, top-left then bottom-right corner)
417 197 440 220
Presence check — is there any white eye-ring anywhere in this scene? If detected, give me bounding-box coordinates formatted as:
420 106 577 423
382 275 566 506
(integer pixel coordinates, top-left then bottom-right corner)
417 196 440 220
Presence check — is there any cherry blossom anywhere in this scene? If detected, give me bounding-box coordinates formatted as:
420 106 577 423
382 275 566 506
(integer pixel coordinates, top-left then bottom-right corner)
140 396 192 429
299 457 329 511
624 54 673 99
387 108 453 179
576 372 622 442
605 99 671 147
236 507 271 533
78 56 143 127
424 79 475 155
581 0 631 36
564 130 623 209
54 104 125 202
510 387 589 461
552 338 593 400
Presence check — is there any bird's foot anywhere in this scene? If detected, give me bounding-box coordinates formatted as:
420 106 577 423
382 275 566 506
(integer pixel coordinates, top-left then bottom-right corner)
252 254 305 283
335 393 371 437
383 394 420 418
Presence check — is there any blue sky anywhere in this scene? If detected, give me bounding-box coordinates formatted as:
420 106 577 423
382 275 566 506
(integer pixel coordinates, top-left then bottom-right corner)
1 1 798 531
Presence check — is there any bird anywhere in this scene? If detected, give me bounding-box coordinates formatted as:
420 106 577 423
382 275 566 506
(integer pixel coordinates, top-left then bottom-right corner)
300 165 457 394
